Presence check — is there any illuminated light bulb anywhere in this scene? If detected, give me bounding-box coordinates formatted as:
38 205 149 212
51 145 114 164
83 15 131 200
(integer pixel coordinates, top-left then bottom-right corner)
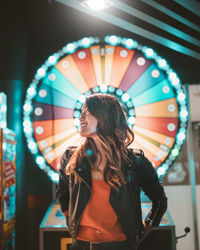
23 103 32 112
51 173 59 182
125 39 134 48
28 141 37 150
78 95 86 103
48 73 56 81
168 104 175 112
23 119 31 127
116 89 123 96
74 118 80 126
35 126 44 135
122 93 129 102
169 72 177 80
86 0 106 11
128 116 136 125
157 167 166 176
36 156 45 165
177 131 186 141
78 51 86 59
180 109 188 118
37 67 46 77
129 109 135 116
108 86 115 92
76 102 82 109
82 37 91 46
48 55 57 64
34 107 43 116
27 87 36 97
171 148 179 157
151 69 160 78
177 92 185 102
145 48 154 57
109 35 118 45
66 43 75 52
158 59 167 68
137 57 146 66
93 86 100 92
39 89 47 98
100 84 107 92
171 77 180 86
167 123 176 131
24 126 32 134
74 110 81 118
162 86 170 94
127 101 133 108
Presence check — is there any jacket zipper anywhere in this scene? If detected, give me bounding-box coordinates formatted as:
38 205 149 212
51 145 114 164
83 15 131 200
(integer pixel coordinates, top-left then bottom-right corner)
74 173 92 238
148 199 161 226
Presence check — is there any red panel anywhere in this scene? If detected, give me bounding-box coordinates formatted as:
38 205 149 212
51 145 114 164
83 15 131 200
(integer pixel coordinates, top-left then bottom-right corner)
134 117 178 137
72 48 97 89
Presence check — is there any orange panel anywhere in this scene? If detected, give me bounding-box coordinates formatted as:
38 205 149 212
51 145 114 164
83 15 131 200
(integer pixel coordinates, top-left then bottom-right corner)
90 46 103 85
104 45 115 84
135 98 178 118
33 118 74 141
38 127 78 151
110 47 134 87
55 55 89 93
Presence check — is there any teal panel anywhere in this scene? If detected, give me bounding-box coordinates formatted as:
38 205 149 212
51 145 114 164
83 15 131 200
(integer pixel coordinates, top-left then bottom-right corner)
127 63 165 98
132 79 175 107
34 84 76 109
43 67 81 100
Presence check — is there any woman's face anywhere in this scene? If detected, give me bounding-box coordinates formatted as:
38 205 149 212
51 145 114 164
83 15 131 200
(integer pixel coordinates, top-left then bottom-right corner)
79 103 98 138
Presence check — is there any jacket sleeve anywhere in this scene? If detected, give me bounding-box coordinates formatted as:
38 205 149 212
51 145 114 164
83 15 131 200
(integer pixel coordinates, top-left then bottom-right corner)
56 147 75 213
136 154 167 227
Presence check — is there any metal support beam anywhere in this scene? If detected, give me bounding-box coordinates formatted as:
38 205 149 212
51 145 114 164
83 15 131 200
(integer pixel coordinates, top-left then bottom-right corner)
112 0 200 47
174 0 200 17
141 0 200 32
56 0 200 60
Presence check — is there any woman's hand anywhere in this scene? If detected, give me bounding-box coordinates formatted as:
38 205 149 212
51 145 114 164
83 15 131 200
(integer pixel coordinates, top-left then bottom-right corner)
136 221 155 248
143 221 154 237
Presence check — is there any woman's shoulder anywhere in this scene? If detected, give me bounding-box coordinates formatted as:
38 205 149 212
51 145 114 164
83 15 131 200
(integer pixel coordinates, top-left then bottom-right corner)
127 147 144 160
127 147 152 169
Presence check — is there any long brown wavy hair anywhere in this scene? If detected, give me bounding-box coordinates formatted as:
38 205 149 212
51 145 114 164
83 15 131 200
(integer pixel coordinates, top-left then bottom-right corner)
64 93 134 190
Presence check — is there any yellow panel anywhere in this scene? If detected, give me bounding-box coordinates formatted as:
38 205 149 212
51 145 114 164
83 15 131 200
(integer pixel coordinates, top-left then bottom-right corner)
44 133 81 164
90 46 103 85
133 125 174 148
135 98 178 117
104 45 115 84
38 127 78 150
55 55 89 93
134 133 168 161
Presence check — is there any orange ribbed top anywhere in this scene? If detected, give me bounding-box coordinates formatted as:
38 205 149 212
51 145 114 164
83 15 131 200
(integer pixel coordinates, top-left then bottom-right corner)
76 179 127 242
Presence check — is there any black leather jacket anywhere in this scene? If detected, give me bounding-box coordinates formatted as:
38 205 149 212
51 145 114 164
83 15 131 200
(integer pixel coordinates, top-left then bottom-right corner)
57 147 167 250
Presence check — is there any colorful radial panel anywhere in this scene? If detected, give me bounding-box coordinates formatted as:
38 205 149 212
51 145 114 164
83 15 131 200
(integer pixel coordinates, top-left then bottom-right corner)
23 35 188 183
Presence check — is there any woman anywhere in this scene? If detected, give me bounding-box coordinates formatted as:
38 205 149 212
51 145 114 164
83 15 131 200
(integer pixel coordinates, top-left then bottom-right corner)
57 93 167 250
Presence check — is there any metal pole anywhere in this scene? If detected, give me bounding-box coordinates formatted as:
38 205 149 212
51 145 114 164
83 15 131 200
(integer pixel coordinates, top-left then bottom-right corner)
185 84 199 250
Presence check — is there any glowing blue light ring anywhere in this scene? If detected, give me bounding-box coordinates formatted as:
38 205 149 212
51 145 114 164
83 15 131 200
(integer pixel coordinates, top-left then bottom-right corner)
23 35 189 182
